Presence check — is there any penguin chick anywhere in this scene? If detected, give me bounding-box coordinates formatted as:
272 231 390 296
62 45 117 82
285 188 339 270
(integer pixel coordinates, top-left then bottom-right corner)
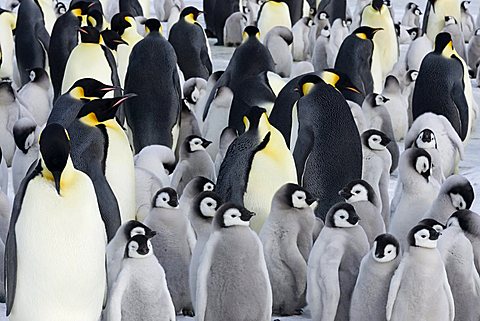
292 17 312 61
11 118 40 193
144 187 196 316
196 203 272 321
410 128 445 183
264 26 293 78
327 19 349 67
106 234 176 321
442 16 467 61
106 220 156 294
175 101 203 162
417 218 446 233
467 29 480 76
350 234 401 321
307 202 369 321
223 12 247 47
188 191 223 310
448 210 480 275
423 175 474 225
401 2 422 28
386 224 454 321
311 24 331 72
405 33 433 71
259 183 316 316
171 135 216 197
179 176 215 214
183 77 208 117
340 180 386 245
382 75 408 141
461 1 475 42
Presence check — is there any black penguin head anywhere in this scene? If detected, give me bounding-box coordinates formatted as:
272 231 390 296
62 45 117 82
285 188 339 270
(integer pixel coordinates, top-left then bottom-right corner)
372 0 383 11
27 68 49 85
447 210 480 236
214 203 255 229
183 176 215 197
418 218 446 233
434 32 454 54
320 69 361 94
461 1 470 10
353 26 383 40
445 176 474 211
152 187 179 209
408 224 440 248
68 0 92 16
125 234 155 259
13 117 37 154
122 220 156 240
339 179 375 204
184 135 211 153
407 27 420 40
317 10 329 20
145 18 162 34
111 12 135 35
384 75 400 91
77 93 136 123
180 6 203 22
372 234 400 262
275 183 316 209
361 129 391 150
411 148 432 181
79 26 101 43
86 5 104 29
242 26 260 41
444 15 458 25
414 129 437 149
295 74 322 96
192 191 223 219
101 29 127 51
325 202 360 228
365 93 389 107
0 81 15 103
242 106 268 132
39 123 71 194
67 78 117 100
406 69 419 82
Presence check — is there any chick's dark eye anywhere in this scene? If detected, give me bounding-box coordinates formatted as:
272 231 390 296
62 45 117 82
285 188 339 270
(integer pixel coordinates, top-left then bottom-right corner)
163 198 167 201
340 216 345 219
387 250 392 253
207 202 212 206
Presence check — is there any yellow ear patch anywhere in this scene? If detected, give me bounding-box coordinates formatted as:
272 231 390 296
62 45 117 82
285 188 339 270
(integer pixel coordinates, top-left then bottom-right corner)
125 16 136 26
71 8 82 16
87 16 97 27
356 33 367 40
302 83 315 95
243 116 250 131
70 87 85 99
80 112 100 126
185 13 196 24
321 72 340 87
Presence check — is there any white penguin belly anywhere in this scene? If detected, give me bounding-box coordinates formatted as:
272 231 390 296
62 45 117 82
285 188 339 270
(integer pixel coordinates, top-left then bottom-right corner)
11 175 106 321
105 123 136 223
258 3 292 42
427 0 462 41
0 21 14 80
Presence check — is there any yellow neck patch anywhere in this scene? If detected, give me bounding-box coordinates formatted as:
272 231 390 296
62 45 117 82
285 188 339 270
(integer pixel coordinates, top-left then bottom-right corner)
71 8 82 17
70 87 86 100
321 72 340 87
441 41 456 57
185 13 196 24
80 112 100 126
125 16 135 26
87 16 97 27
356 33 367 40
302 83 315 95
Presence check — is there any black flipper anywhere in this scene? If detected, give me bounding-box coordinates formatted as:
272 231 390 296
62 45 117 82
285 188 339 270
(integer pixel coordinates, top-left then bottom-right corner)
293 124 313 185
451 80 469 141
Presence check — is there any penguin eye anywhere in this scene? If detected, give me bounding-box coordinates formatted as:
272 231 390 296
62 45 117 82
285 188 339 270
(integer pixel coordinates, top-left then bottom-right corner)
355 190 360 194
387 250 392 253
340 215 345 219
231 214 238 218
421 234 426 238
163 198 167 201
207 202 212 206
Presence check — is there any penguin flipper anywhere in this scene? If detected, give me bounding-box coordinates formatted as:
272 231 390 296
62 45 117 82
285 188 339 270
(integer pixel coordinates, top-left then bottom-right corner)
386 255 407 320
106 264 130 321
422 0 432 35
102 46 122 96
203 72 230 121
35 23 50 53
170 161 187 190
318 244 343 320
443 277 455 321
200 44 213 76
293 125 313 184
439 116 465 159
451 80 469 140
280 242 308 297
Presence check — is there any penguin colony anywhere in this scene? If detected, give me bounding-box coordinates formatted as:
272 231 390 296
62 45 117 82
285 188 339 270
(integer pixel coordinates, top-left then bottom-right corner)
0 0 479 320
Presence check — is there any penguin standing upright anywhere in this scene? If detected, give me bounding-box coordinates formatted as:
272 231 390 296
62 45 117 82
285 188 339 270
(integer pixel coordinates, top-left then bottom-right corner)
316 0 347 24
460 1 475 41
169 6 212 80
401 2 422 28
15 0 50 87
257 0 292 42
213 0 238 45
5 123 107 321
423 0 462 41
264 26 293 77
294 75 362 219
125 19 182 153
360 0 399 92
0 10 16 81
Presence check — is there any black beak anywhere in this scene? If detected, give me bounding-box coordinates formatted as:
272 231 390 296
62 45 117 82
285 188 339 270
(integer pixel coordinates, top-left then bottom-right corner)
146 230 157 239
306 197 316 206
112 93 137 107
53 171 62 194
429 230 440 240
240 209 255 222
338 189 352 199
202 139 212 148
168 199 179 208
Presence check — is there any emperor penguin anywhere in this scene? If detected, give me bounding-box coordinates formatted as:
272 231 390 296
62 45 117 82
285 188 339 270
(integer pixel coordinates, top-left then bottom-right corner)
264 26 294 77
212 0 239 44
259 183 316 316
460 1 475 42
110 12 144 87
307 202 369 321
257 0 292 42
311 24 331 72
183 77 208 119
179 176 215 214
442 16 467 61
386 224 454 321
437 213 480 321
405 32 433 71
106 220 155 294
0 10 16 81
335 27 380 100
360 0 399 93
175 101 203 162
447 210 480 274
294 75 362 219
316 0 347 25
188 191 223 310
423 0 462 41
125 19 182 153
350 234 401 321
423 175 474 224
467 29 480 76
214 127 237 174
14 0 50 87
382 75 408 141
223 11 247 47
361 129 392 227
12 118 40 193
216 106 297 232
61 26 121 95
106 234 177 321
339 179 386 245
144 187 196 316
5 123 107 321
292 17 312 61
412 32 469 141
15 68 53 126
389 148 441 248
196 203 272 321
169 7 212 80
171 135 216 196
48 0 92 100
408 128 446 183
401 2 422 27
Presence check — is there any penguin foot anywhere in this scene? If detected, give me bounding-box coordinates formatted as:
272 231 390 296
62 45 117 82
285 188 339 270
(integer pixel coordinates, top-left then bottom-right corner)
182 308 195 317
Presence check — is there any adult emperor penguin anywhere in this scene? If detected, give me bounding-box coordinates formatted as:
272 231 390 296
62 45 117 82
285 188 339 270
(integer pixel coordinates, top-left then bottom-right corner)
294 74 362 219
423 0 462 41
339 179 386 245
335 26 381 96
0 9 16 81
316 0 347 24
144 187 196 316
125 18 182 153
212 0 238 45
216 106 297 232
106 234 177 321
307 202 369 321
196 203 272 321
360 0 399 93
169 6 212 80
259 183 316 316
423 175 474 225
49 1 92 101
257 0 292 42
386 224 454 321
412 32 469 141
350 234 401 321
437 213 480 321
5 123 107 321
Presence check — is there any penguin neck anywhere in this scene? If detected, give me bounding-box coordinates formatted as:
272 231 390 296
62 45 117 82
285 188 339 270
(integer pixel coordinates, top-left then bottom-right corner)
41 157 77 194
